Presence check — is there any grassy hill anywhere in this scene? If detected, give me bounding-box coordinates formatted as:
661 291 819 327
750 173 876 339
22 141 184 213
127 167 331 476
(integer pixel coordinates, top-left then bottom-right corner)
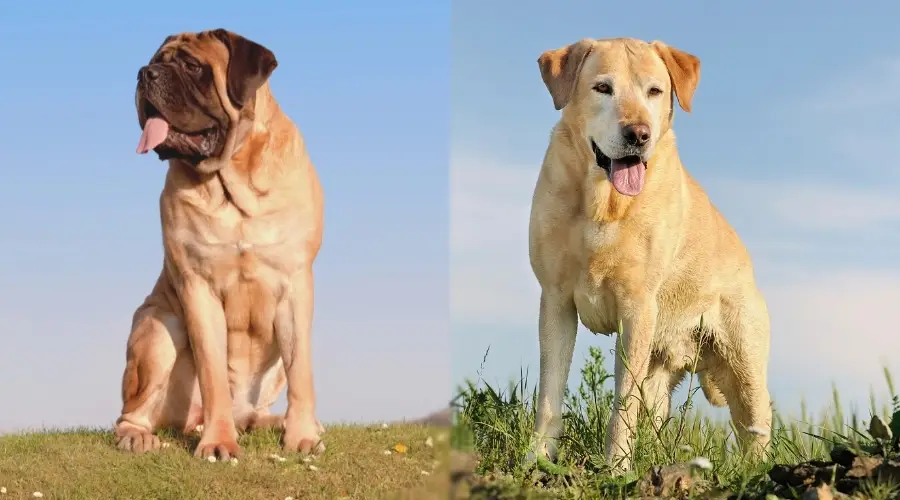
0 423 449 499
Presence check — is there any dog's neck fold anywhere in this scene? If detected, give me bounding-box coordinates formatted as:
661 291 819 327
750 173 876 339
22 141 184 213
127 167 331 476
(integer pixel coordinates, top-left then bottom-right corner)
171 84 278 218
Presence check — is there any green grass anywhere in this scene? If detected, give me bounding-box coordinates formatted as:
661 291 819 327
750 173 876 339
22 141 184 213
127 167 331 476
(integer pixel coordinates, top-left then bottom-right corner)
0 424 450 500
451 346 900 499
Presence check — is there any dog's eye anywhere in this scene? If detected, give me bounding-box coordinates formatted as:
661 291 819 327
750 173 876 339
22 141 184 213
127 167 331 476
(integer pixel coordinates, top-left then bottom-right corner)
648 87 663 97
183 59 202 73
592 82 613 95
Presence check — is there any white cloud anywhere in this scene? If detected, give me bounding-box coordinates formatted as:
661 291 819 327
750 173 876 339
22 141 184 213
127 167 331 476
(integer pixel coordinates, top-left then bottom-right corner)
706 177 900 232
791 56 900 116
451 155 900 411
764 270 900 389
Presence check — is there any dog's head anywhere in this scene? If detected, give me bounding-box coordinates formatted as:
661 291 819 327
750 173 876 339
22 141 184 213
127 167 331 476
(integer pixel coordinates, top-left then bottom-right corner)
538 38 700 196
135 29 278 166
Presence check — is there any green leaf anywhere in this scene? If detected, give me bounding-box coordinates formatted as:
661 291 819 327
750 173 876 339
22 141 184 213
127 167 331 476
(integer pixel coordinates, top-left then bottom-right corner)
535 455 572 476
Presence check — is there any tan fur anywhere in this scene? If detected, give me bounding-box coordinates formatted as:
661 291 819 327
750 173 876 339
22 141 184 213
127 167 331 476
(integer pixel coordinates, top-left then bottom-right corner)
527 38 771 472
115 31 326 459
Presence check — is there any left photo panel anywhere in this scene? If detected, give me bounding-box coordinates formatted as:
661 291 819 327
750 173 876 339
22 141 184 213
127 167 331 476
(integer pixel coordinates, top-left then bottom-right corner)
0 2 450 498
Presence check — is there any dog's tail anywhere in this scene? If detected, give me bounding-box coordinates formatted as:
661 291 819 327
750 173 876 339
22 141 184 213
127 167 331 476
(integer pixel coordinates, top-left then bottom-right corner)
698 372 727 407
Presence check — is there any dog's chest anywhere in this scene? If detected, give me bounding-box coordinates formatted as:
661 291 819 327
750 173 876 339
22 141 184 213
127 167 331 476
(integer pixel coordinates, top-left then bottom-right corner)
572 221 622 335
172 207 308 296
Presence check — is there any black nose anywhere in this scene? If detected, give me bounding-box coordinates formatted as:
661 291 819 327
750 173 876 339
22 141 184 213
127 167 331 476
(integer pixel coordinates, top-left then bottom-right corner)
622 123 651 147
138 66 160 82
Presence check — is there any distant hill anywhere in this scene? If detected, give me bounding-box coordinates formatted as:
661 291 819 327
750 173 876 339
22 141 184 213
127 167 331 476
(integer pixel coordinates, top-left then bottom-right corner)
408 407 452 427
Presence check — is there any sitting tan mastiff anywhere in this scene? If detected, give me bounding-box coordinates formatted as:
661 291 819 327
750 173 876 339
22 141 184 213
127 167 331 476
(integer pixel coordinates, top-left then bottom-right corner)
527 37 772 471
115 29 325 459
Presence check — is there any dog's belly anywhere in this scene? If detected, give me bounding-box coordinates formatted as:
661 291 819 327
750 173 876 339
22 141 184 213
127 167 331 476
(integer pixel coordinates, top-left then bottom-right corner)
573 273 723 370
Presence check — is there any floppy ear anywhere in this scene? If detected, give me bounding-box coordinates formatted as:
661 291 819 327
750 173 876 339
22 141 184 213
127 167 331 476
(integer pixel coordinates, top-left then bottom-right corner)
210 29 278 109
537 39 595 111
651 41 700 113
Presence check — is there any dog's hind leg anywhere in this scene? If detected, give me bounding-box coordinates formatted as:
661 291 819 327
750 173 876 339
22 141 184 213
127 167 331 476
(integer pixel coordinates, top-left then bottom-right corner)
717 297 773 456
115 276 194 453
236 412 284 432
698 371 728 407
236 412 325 435
640 360 685 427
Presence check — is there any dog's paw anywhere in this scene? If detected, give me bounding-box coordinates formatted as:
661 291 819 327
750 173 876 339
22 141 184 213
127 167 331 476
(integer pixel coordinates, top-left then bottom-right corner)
282 416 325 456
194 425 242 460
194 439 241 461
525 433 558 465
115 426 161 454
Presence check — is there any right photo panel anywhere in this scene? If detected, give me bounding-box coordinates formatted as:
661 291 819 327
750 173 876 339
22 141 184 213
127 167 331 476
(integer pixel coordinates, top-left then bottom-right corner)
451 1 900 497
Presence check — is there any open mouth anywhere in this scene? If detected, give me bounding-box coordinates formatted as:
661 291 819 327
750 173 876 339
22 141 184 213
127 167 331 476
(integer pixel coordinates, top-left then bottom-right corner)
590 139 613 174
136 101 218 156
590 139 648 197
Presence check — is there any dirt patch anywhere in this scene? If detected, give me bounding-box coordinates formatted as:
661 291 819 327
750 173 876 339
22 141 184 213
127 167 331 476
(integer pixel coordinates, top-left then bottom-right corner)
768 444 900 499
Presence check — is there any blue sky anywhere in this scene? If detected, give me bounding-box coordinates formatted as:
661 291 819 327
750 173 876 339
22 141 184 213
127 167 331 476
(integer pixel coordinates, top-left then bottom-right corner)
452 0 900 420
0 1 449 432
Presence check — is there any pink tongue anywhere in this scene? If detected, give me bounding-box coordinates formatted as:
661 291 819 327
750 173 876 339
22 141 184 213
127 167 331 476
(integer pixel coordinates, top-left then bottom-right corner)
609 158 646 196
136 117 170 154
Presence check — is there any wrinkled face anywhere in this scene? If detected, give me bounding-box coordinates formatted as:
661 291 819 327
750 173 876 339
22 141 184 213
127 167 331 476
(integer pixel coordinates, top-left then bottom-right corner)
538 38 700 196
135 29 278 163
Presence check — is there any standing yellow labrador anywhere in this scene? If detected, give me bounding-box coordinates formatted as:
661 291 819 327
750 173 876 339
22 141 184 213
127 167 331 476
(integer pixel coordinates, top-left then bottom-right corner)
527 37 772 471
115 29 325 459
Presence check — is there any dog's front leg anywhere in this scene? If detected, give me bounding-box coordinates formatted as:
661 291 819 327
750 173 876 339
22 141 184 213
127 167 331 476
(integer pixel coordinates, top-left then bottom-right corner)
527 291 578 463
605 299 657 472
180 277 240 459
274 265 324 455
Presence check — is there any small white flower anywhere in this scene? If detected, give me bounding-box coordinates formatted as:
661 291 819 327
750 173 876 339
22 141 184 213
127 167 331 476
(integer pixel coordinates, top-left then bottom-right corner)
424 436 434 448
32 493 43 499
420 470 430 476
688 456 712 470
230 458 239 466
678 444 693 453
0 486 6 494
301 457 312 463
308 464 319 471
381 422 389 429
161 442 171 449
285 497 295 500
206 456 217 463
268 453 287 463
748 425 769 437
382 450 392 456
